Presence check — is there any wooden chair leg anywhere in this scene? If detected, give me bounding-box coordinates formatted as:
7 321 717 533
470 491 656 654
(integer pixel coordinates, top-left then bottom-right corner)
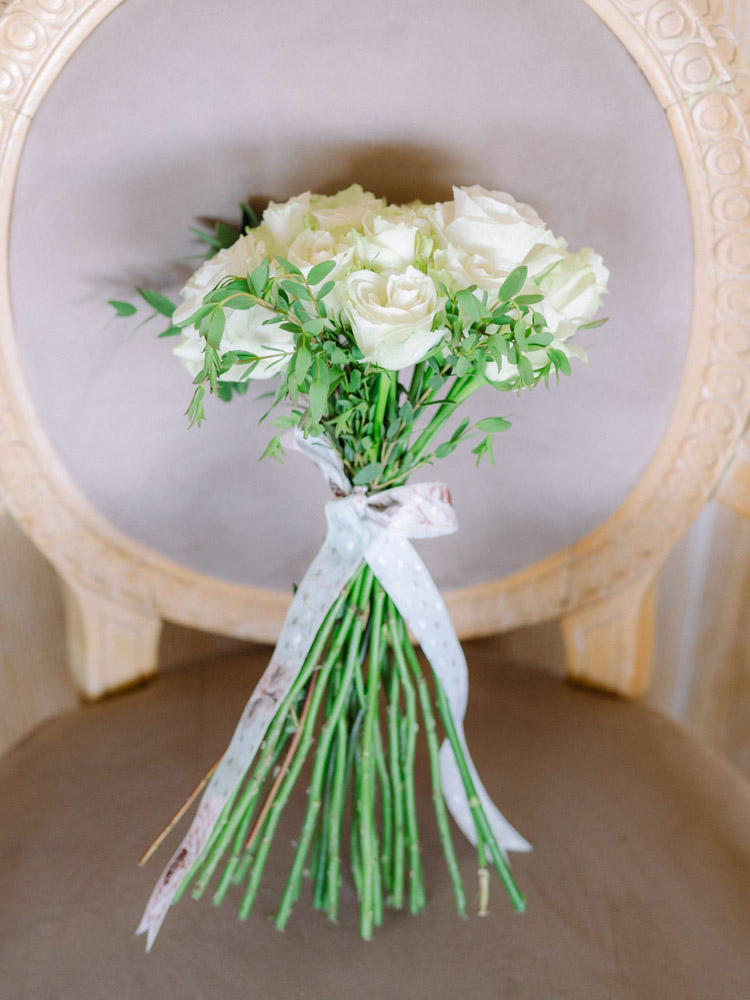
61 578 162 699
560 575 657 698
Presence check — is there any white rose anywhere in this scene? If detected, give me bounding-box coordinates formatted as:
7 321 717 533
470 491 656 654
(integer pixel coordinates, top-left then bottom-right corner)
172 232 267 326
341 267 446 370
351 212 423 272
258 192 312 250
286 228 354 278
173 304 293 381
429 185 550 272
309 184 384 235
432 244 514 293
537 248 609 334
522 235 568 279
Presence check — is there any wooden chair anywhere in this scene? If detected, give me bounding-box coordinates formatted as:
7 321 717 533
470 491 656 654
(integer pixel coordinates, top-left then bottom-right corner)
1 0 749 996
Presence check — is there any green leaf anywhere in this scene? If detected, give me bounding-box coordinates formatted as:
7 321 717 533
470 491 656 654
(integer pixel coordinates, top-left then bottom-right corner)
309 378 328 424
259 434 285 463
108 299 137 318
189 226 221 251
514 319 529 352
487 333 508 358
185 385 205 428
352 462 383 486
216 221 241 248
527 331 554 348
272 414 298 429
330 347 348 365
548 348 572 375
276 256 303 276
302 317 326 336
176 302 213 329
249 261 270 297
497 266 528 302
435 441 457 459
316 280 336 302
207 308 225 349
281 279 313 301
207 289 255 310
157 325 182 338
295 345 312 383
306 260 336 286
577 317 608 330
137 288 175 318
454 355 471 377
517 353 536 386
240 202 258 229
515 293 544 305
491 311 513 326
456 288 482 322
472 434 496 467
451 417 471 443
476 416 512 433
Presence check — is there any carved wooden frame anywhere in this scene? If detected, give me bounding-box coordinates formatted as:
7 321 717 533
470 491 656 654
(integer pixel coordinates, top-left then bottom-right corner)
0 0 748 697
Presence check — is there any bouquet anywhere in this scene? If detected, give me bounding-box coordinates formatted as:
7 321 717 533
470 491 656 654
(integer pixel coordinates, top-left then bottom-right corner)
116 184 608 949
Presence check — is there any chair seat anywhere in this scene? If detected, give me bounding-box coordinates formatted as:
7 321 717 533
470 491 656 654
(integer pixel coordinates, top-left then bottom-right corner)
2 639 749 999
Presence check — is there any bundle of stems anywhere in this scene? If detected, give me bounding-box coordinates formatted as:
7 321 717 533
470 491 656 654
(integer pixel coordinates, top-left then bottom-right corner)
147 563 525 938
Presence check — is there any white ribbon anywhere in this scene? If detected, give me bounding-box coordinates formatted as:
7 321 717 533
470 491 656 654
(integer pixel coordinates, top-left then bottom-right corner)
137 433 529 950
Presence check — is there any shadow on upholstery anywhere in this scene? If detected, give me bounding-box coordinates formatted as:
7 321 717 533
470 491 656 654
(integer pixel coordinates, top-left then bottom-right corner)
2 639 749 999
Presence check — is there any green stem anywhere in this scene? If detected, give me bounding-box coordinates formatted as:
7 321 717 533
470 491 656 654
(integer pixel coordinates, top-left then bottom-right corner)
325 714 348 921
373 371 394 449
356 582 386 940
190 585 351 900
433 676 526 913
386 644 405 909
273 568 376 930
387 610 425 914
399 619 467 918
238 575 367 920
408 374 486 466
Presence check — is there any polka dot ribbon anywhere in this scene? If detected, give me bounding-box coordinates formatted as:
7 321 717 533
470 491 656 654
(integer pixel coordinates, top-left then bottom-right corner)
137 434 529 950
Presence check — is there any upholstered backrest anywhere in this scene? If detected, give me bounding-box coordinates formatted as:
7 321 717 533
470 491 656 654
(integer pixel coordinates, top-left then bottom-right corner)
1 0 749 695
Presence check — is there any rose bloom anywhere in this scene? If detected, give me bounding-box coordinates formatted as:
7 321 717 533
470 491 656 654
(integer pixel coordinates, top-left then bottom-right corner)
173 305 293 381
256 192 312 250
537 248 609 337
341 267 447 370
172 232 267 326
351 212 425 272
309 184 384 235
427 185 555 273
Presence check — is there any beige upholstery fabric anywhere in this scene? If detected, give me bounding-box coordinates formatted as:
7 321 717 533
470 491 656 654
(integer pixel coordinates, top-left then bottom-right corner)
9 0 691 592
2 641 749 998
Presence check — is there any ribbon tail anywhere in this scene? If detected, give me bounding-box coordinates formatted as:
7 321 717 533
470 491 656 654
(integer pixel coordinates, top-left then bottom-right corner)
136 499 366 950
365 530 531 855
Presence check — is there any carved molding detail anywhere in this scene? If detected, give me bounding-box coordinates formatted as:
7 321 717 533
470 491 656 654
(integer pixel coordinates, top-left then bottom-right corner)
0 0 748 643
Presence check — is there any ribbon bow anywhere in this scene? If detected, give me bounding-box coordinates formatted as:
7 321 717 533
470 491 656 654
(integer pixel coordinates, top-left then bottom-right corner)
137 432 529 950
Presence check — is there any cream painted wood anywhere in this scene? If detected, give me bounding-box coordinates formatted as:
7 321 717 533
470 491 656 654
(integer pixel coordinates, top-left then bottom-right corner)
561 577 658 697
0 511 74 758
60 577 162 698
0 0 748 700
716 425 750 516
